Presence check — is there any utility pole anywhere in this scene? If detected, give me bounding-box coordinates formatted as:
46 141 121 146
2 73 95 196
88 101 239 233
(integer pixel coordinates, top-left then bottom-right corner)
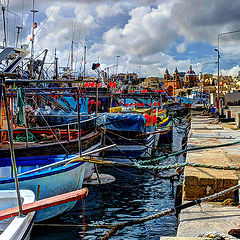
15 26 23 48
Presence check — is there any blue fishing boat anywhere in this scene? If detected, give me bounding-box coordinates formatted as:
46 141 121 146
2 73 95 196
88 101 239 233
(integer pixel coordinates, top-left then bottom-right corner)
0 154 86 222
156 110 173 145
99 113 156 164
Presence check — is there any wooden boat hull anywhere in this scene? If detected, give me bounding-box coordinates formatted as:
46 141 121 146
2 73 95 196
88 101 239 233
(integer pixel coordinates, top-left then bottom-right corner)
0 190 35 240
157 126 173 144
0 131 101 158
101 134 155 164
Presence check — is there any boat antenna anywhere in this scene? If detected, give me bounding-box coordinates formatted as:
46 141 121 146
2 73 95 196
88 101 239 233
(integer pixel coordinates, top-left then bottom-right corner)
15 26 23 48
1 0 9 48
0 75 23 216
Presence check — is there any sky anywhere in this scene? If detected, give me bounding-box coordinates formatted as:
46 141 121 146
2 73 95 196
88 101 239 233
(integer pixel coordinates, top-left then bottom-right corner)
3 0 240 78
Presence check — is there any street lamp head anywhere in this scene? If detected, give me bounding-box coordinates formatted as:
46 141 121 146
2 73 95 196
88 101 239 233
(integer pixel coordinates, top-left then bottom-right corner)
214 48 219 52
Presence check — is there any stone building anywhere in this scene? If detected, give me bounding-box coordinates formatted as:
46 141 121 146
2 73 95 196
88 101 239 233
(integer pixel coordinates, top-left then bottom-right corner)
164 67 183 95
142 77 163 89
185 65 197 88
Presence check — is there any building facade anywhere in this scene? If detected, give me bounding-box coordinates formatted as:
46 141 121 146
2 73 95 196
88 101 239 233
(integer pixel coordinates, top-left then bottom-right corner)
164 68 183 95
185 65 197 88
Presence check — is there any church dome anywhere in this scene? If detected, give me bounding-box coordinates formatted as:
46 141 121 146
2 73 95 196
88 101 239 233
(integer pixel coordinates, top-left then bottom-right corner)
186 65 196 76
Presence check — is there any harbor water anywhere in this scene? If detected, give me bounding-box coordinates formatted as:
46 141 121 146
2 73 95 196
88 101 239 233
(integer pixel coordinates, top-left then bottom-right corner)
31 121 187 239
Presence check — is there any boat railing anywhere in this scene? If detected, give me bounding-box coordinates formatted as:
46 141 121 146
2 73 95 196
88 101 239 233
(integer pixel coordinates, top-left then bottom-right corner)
0 117 97 147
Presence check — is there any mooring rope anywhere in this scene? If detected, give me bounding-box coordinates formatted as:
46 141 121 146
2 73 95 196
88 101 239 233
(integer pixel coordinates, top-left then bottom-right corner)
199 232 239 240
134 161 240 171
101 184 240 240
137 140 240 165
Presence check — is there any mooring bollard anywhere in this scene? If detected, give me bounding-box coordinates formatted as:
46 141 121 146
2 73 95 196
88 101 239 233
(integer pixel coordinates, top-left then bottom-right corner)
236 112 240 128
226 110 231 119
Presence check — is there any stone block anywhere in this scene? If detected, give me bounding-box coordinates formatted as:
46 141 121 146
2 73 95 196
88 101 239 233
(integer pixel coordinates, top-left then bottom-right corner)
223 180 238 190
182 185 205 200
216 178 224 188
199 177 217 186
183 176 199 186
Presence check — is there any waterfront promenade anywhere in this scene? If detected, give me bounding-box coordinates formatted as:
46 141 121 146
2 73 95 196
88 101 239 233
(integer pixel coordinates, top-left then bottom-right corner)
162 114 240 239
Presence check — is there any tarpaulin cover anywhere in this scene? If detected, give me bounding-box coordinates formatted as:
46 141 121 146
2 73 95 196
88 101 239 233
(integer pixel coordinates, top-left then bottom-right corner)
34 108 94 129
101 113 146 132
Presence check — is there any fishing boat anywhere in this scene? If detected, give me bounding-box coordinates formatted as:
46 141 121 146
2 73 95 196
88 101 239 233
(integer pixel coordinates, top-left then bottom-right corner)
0 190 35 240
0 87 102 158
0 155 87 222
156 110 173 145
99 113 156 164
0 122 102 158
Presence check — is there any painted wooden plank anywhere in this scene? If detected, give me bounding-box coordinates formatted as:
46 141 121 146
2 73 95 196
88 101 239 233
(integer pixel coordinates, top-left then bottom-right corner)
0 188 88 221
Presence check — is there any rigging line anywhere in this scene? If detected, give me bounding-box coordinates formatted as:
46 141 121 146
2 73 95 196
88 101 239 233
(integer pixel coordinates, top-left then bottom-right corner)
104 128 163 152
6 5 8 46
33 9 55 37
21 0 24 26
110 165 149 178
31 95 70 155
5 8 19 17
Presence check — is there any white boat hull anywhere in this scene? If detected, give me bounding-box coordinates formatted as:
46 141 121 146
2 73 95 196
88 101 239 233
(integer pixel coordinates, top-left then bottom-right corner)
0 190 35 240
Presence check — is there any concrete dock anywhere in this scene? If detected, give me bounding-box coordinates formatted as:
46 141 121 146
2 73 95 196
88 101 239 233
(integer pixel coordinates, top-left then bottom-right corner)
161 114 240 239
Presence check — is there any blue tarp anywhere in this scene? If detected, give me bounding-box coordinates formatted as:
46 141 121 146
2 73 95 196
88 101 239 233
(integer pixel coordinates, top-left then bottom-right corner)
34 108 95 129
34 108 77 126
58 97 89 113
100 113 146 132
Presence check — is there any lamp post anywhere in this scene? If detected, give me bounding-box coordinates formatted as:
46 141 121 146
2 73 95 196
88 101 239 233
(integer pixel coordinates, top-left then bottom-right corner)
215 29 240 106
200 61 218 91
214 48 220 102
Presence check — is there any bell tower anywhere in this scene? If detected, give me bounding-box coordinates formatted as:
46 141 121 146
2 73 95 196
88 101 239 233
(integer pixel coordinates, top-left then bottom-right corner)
185 65 197 88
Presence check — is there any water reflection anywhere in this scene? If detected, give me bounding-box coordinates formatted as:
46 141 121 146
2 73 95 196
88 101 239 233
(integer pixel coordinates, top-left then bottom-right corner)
31 122 186 239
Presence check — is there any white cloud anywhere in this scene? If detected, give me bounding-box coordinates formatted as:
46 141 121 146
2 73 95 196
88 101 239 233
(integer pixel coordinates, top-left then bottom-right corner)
220 65 240 76
6 0 240 77
176 42 186 53
96 2 134 18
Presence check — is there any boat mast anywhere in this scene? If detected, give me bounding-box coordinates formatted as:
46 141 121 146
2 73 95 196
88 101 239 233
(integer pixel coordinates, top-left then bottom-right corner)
83 39 86 78
30 0 38 79
76 90 82 157
70 40 74 72
54 48 58 80
1 0 8 48
0 76 23 216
